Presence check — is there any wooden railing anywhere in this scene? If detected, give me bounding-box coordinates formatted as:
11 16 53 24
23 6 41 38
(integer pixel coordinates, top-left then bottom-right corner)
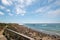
3 28 35 40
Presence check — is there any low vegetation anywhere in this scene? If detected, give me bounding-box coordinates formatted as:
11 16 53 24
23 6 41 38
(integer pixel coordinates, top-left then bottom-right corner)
0 23 60 40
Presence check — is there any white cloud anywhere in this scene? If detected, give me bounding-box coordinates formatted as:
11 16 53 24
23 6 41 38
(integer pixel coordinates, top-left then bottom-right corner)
48 0 53 3
35 0 60 14
0 12 4 15
35 6 51 13
0 5 5 9
16 7 26 16
14 0 36 10
8 13 13 16
54 0 60 5
48 0 60 6
2 0 12 6
1 0 37 16
34 0 60 18
2 0 9 5
47 9 60 17
6 9 10 12
0 5 11 13
2 0 36 7
15 0 35 16
25 0 35 6
17 0 35 6
35 7 60 18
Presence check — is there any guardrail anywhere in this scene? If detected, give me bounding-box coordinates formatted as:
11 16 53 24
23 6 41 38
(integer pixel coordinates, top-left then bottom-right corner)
5 28 35 40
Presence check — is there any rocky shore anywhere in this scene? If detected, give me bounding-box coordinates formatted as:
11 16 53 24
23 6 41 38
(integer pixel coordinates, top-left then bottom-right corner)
0 23 60 40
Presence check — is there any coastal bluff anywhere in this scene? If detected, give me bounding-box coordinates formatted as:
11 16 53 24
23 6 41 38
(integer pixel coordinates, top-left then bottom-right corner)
0 23 60 40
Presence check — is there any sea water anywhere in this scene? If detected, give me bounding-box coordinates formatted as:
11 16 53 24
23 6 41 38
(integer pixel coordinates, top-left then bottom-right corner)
24 23 60 35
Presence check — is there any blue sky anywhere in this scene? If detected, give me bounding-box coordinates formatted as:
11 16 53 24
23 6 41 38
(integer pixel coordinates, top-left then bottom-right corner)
0 0 60 23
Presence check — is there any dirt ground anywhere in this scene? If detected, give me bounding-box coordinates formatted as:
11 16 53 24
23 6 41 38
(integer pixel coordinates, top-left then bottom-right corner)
0 35 7 40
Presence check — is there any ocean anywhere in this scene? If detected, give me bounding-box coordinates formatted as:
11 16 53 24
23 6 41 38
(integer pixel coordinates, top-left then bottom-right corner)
24 23 60 35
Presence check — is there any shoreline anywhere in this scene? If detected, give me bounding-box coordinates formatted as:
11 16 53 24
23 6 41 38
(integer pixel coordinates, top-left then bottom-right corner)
0 23 60 40
24 24 60 36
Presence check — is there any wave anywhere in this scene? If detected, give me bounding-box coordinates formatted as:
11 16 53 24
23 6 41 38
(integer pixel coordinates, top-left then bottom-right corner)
24 24 60 36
